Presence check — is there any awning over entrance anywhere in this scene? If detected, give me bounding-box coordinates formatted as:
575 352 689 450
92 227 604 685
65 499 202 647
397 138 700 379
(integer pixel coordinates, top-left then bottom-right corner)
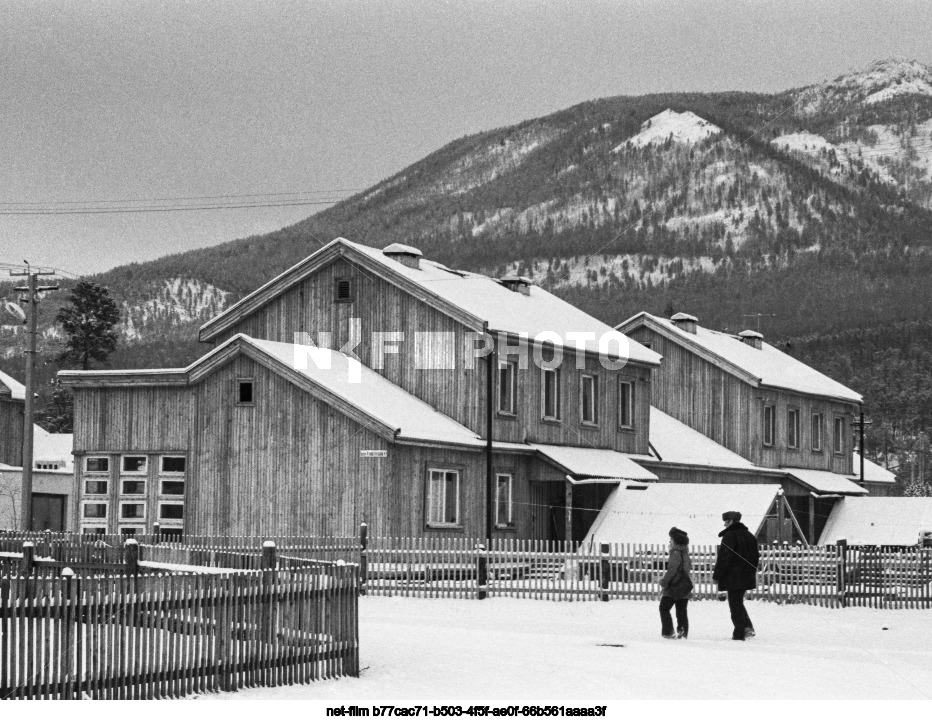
530 443 658 482
784 468 868 496
582 483 783 548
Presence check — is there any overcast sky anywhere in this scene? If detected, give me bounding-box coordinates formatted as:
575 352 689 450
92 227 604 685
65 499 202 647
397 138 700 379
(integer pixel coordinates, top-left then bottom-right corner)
2 0 931 277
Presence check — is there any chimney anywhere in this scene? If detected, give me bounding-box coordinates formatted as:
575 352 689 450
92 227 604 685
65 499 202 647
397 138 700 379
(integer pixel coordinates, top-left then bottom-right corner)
738 329 764 350
670 312 698 334
382 243 422 269
499 275 532 296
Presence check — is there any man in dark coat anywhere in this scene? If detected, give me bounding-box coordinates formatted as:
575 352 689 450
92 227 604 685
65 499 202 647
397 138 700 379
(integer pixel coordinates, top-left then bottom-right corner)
712 511 760 640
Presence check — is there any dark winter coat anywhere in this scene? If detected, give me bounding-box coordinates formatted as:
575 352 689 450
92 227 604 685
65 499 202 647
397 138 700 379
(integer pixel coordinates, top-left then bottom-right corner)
713 522 760 591
660 543 693 599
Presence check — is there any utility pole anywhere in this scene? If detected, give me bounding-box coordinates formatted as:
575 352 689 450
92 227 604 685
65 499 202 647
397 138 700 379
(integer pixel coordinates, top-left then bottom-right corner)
10 263 59 531
741 313 777 332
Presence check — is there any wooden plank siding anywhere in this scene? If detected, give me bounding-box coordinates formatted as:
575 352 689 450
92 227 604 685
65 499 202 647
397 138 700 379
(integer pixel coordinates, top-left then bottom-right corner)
629 327 856 474
0 397 25 467
70 354 560 540
209 256 652 454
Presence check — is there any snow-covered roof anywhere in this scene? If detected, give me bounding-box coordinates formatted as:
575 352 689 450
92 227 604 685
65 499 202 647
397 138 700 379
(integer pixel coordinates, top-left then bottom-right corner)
244 337 487 447
201 238 660 367
783 468 868 496
582 483 782 548
648 407 756 469
850 453 897 484
618 312 862 403
530 443 657 481
818 497 932 546
0 369 25 400
33 426 74 471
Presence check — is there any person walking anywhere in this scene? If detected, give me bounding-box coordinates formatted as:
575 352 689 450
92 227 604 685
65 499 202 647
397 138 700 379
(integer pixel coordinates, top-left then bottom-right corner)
713 510 760 641
659 526 693 639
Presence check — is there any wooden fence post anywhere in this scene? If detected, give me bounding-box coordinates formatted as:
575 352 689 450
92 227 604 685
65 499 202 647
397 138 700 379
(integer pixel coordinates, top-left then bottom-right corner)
44 529 52 558
359 523 368 596
600 543 610 602
261 541 276 644
153 522 161 545
476 544 487 600
21 541 35 576
837 539 847 608
62 567 75 700
124 538 139 576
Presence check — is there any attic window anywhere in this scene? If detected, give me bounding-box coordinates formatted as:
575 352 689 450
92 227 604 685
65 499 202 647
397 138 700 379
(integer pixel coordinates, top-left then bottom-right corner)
237 380 254 405
335 278 353 303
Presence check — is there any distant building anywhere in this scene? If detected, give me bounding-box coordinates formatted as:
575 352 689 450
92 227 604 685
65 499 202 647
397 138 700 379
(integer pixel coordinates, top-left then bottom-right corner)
0 368 74 529
618 312 887 543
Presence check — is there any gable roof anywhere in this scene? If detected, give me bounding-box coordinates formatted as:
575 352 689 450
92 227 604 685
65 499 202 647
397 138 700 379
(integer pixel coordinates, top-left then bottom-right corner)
582 482 782 548
617 312 862 403
818 497 932 545
60 334 491 449
0 369 25 401
199 237 660 366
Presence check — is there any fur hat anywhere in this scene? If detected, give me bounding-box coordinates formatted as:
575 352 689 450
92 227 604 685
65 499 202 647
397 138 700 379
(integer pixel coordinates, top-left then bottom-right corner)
669 526 689 545
722 511 742 522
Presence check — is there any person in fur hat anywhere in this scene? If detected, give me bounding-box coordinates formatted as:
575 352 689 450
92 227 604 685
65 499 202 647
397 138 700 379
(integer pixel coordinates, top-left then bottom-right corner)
659 527 693 639
713 511 760 640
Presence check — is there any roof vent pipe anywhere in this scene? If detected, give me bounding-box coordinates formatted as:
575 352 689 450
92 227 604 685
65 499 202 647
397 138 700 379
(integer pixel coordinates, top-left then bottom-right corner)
382 243 422 269
738 329 764 349
499 275 532 296
670 312 698 334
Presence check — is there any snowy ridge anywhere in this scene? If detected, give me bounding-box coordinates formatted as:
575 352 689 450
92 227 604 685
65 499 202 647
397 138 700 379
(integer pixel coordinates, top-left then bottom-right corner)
121 277 229 340
613 109 721 150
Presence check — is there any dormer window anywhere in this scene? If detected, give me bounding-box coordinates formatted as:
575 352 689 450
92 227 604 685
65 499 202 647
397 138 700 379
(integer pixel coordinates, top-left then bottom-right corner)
335 278 353 303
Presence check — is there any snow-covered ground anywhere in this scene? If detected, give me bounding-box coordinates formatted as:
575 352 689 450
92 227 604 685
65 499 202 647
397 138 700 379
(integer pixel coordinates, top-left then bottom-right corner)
208 595 932 703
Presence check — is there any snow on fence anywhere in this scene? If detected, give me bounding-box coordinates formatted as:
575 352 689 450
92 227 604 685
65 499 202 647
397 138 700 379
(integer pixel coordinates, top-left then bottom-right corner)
0 564 359 699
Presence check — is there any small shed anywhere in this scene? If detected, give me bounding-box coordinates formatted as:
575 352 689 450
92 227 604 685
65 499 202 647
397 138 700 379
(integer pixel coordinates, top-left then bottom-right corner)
581 482 786 549
818 497 932 546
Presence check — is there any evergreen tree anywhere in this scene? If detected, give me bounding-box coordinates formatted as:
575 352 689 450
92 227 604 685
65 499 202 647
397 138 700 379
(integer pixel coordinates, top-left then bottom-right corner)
56 281 120 370
38 384 74 434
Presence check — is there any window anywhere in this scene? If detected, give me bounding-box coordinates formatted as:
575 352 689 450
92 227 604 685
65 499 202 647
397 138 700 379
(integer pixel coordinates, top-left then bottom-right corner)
81 527 106 536
237 380 254 405
580 374 598 425
787 408 800 449
120 527 142 537
427 469 461 527
161 456 186 474
618 381 634 429
160 528 183 540
334 278 353 303
542 368 561 421
121 479 146 496
763 405 776 447
122 456 147 474
834 417 845 455
498 360 517 415
85 456 109 474
82 503 107 519
159 503 184 521
161 480 185 496
120 502 145 520
811 413 824 452
495 473 513 528
84 479 108 495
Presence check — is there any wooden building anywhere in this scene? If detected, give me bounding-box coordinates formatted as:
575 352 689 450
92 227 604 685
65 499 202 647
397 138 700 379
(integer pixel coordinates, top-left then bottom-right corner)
0 369 25 467
618 312 882 543
61 238 663 540
0 367 74 530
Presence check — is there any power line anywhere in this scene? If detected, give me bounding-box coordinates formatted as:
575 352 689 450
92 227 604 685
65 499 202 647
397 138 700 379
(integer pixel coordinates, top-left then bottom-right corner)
0 198 346 216
0 187 364 207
